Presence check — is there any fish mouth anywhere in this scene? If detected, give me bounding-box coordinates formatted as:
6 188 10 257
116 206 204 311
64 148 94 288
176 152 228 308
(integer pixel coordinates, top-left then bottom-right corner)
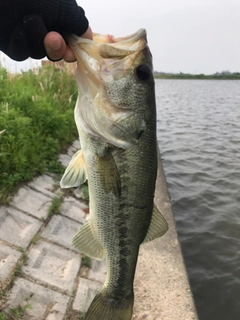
92 29 147 46
66 29 148 93
67 29 150 149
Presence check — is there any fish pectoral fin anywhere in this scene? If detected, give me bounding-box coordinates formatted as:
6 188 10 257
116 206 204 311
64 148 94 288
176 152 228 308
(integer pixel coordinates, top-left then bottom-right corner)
72 219 104 260
97 151 121 198
60 150 87 188
142 203 168 243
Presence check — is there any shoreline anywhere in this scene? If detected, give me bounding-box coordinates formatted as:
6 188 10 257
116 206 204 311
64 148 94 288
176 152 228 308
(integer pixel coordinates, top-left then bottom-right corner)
154 74 240 80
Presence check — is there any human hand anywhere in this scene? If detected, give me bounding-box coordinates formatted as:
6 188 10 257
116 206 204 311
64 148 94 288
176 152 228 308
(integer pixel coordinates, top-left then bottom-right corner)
0 0 91 61
44 27 92 62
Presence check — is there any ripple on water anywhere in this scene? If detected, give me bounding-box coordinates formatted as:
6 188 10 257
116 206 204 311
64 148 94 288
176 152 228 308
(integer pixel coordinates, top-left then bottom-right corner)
156 79 240 320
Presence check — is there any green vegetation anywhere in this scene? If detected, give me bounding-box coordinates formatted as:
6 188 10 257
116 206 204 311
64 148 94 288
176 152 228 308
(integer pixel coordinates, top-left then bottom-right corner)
81 184 89 203
13 253 28 278
0 301 32 320
9 302 32 318
0 65 78 204
31 232 42 245
81 255 91 268
154 71 240 80
64 311 86 320
0 252 28 305
78 312 86 320
48 193 63 217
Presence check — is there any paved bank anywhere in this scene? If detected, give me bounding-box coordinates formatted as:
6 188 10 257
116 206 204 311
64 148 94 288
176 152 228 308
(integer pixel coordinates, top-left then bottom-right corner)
0 141 198 319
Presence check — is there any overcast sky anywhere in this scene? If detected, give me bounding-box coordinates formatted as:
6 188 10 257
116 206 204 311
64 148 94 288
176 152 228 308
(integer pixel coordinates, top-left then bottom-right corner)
77 0 240 74
2 0 240 74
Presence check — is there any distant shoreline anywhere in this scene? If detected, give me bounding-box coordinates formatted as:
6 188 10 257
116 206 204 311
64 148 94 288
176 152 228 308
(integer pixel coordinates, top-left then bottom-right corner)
154 73 240 80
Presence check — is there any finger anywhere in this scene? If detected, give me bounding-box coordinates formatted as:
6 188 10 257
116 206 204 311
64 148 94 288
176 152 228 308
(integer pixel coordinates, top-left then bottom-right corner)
63 46 76 62
44 32 66 61
81 26 93 40
23 15 48 59
63 26 93 62
8 25 30 61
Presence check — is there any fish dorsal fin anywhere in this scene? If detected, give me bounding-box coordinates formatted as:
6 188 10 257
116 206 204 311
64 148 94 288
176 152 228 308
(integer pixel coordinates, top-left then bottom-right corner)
60 150 87 188
72 219 104 260
142 203 168 243
96 150 121 198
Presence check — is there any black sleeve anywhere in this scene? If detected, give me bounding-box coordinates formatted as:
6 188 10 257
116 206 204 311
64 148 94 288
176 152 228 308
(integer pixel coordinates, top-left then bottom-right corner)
0 0 89 61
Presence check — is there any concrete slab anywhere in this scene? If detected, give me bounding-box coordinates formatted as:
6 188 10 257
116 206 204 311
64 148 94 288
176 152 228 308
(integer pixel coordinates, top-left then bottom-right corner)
0 243 21 284
42 215 81 250
22 240 81 293
73 278 102 312
88 259 106 284
72 187 85 200
11 187 52 219
7 278 69 320
0 207 42 249
29 174 56 198
59 154 71 168
72 140 80 150
61 197 86 223
67 144 79 157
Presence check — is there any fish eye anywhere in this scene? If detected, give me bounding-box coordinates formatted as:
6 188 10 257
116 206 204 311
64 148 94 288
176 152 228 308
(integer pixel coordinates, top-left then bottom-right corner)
135 64 151 81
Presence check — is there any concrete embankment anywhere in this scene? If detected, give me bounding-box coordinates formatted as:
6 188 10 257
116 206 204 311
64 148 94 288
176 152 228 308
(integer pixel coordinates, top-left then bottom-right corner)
133 153 199 320
0 141 198 319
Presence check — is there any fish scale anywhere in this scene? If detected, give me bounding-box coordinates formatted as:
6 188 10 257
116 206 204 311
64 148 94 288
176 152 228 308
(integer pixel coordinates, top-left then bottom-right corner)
60 29 168 320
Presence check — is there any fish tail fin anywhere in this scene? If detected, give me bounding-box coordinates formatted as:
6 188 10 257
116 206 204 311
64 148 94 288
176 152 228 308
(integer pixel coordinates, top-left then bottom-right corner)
85 290 134 320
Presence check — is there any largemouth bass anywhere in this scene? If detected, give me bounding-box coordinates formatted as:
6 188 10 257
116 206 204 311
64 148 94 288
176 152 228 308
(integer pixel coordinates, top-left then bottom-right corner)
60 29 168 320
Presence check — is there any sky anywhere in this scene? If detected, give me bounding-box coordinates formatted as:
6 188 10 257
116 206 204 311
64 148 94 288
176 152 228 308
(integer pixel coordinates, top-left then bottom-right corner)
2 0 240 74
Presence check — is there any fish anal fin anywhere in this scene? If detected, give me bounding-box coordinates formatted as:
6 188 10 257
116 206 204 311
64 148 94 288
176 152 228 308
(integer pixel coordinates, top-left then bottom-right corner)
143 203 168 243
60 150 87 188
71 219 104 260
97 151 121 198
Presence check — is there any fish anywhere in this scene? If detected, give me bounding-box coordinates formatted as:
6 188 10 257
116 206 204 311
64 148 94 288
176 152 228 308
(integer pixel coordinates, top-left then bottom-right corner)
60 29 168 320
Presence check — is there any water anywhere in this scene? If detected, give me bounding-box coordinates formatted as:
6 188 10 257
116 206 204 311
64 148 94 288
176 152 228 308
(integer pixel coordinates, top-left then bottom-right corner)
155 79 240 320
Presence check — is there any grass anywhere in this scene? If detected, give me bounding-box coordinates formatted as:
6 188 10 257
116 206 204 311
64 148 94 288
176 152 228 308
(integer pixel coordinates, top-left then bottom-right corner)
81 255 91 268
78 312 86 319
81 184 89 203
0 252 29 319
31 233 42 245
0 65 78 204
48 193 63 217
13 253 28 278
9 303 32 318
0 313 7 320
64 310 86 320
0 301 32 320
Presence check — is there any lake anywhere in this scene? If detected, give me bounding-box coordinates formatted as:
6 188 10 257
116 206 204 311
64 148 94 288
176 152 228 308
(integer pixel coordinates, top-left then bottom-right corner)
155 79 240 320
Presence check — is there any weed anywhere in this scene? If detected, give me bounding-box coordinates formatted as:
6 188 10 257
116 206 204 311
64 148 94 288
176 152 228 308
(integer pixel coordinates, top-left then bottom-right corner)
9 303 32 318
48 193 62 216
81 184 89 203
81 255 91 268
0 299 32 320
12 253 27 279
31 233 41 245
78 312 86 320
0 65 78 204
0 313 7 320
64 310 86 320
13 264 22 277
